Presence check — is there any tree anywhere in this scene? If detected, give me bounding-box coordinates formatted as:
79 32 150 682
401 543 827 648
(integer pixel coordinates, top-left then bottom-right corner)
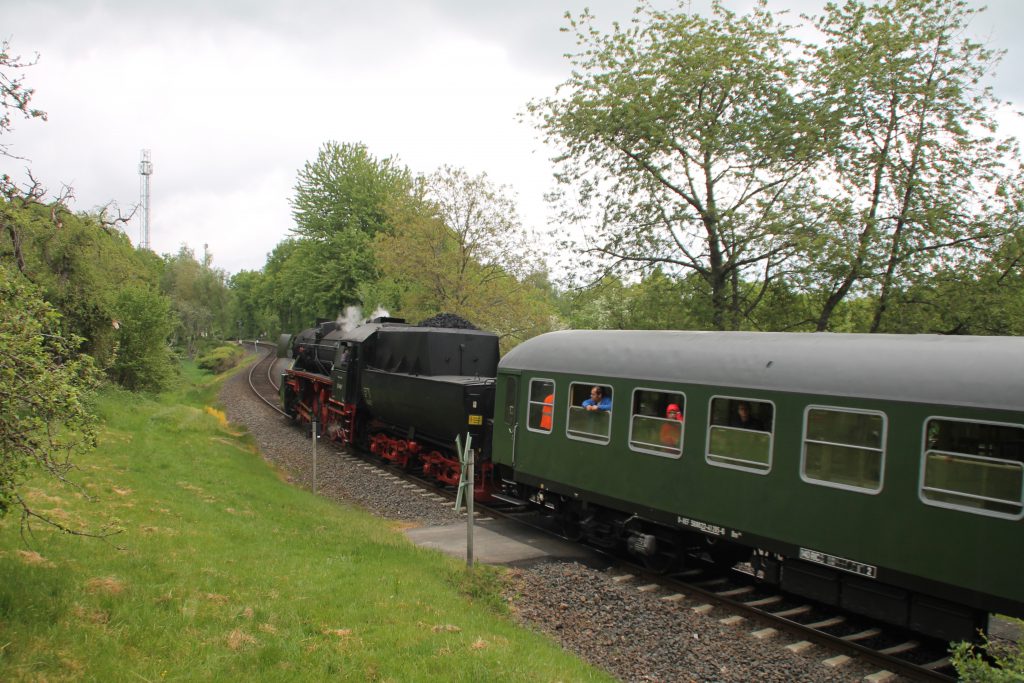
291 141 412 241
160 246 232 357
806 0 1016 331
876 224 1024 335
109 285 177 391
374 167 555 347
5 204 161 369
229 269 277 339
262 234 377 331
0 39 46 155
1 39 64 275
532 1 820 330
0 264 100 524
283 142 415 321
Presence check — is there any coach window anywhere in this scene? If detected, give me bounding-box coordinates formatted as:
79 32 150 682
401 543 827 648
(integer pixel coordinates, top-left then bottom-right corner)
920 418 1024 519
629 388 685 458
801 407 886 493
566 382 612 445
706 397 774 473
526 379 556 434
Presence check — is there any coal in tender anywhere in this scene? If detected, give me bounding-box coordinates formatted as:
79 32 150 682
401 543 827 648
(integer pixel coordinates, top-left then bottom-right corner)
417 312 479 330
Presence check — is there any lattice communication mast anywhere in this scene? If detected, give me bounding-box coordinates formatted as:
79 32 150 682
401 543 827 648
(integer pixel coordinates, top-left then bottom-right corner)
139 149 153 249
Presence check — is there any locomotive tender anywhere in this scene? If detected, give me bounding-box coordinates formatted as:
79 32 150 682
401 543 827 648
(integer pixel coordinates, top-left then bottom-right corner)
281 320 1024 642
280 317 498 494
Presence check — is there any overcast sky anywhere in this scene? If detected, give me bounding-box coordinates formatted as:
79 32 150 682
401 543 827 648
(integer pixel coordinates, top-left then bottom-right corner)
2 0 1021 276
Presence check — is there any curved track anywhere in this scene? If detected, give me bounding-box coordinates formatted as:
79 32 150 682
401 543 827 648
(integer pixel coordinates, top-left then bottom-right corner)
245 341 288 416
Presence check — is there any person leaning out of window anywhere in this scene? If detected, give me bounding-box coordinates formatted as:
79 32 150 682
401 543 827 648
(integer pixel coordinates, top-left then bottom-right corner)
583 386 611 412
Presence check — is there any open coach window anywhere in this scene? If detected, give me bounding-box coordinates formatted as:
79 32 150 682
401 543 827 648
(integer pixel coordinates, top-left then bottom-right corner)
706 397 774 473
629 389 685 457
527 379 555 433
921 418 1024 519
566 382 612 444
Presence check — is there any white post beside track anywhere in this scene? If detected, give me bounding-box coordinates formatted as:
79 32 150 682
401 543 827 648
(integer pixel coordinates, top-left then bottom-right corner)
467 440 474 570
454 434 475 569
312 417 318 494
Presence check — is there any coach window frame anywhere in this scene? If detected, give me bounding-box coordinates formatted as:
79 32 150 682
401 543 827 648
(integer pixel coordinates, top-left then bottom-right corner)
705 395 775 475
565 381 613 445
800 405 887 494
526 378 556 434
628 387 685 459
918 415 1024 521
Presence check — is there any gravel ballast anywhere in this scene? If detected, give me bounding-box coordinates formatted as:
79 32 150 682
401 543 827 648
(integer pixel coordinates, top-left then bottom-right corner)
219 355 905 682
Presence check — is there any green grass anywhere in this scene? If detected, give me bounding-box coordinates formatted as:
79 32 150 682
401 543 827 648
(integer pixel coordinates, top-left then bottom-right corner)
0 362 612 682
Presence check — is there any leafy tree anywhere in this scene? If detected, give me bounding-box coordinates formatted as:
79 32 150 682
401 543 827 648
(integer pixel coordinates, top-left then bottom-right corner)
229 269 277 339
374 166 555 347
5 204 161 369
0 39 46 155
261 233 377 331
291 141 412 241
806 0 1016 331
563 270 715 331
160 246 232 357
532 1 820 330
109 285 177 392
1 39 65 275
1 40 175 399
0 264 100 523
876 226 1024 335
275 142 416 323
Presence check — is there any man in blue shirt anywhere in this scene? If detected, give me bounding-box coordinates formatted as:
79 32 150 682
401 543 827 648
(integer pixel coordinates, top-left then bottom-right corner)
582 386 611 412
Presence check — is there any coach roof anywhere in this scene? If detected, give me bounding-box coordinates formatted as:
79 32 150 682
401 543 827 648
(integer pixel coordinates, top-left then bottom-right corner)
499 330 1024 412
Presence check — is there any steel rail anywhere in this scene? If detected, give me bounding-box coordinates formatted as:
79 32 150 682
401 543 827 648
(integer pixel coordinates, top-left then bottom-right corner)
244 341 288 417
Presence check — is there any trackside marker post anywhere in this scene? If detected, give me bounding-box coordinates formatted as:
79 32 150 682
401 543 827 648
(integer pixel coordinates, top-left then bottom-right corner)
311 417 318 494
454 434 474 569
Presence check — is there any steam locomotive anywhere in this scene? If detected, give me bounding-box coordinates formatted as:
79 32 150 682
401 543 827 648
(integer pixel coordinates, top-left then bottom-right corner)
279 317 1024 642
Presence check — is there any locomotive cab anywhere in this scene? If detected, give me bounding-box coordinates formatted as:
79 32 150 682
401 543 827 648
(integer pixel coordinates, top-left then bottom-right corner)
331 343 357 404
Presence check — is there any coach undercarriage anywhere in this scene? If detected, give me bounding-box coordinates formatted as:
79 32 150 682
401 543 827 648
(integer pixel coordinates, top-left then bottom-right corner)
514 482 988 642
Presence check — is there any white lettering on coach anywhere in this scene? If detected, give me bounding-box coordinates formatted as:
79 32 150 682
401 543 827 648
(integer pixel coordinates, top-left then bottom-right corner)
799 547 878 578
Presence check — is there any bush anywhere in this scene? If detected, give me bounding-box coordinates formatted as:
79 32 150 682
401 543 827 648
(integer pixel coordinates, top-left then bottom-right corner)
0 264 100 519
951 630 1024 682
110 285 177 392
196 344 247 374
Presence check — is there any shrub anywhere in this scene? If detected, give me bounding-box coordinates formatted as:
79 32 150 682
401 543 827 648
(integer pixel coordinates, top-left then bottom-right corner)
110 285 177 392
0 264 100 519
951 629 1024 682
196 344 247 374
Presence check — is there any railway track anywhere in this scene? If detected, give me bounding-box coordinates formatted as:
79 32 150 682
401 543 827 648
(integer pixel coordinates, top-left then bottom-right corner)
243 342 962 682
598 561 958 682
245 340 287 416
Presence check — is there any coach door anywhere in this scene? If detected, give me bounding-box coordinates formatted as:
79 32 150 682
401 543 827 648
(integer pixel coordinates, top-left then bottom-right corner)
495 371 521 467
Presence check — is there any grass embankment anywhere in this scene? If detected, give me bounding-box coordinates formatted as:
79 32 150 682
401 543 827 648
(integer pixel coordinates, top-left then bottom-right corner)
0 362 611 682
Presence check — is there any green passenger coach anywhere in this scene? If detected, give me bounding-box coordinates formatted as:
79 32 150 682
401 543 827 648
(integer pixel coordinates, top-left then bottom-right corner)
492 330 1024 641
